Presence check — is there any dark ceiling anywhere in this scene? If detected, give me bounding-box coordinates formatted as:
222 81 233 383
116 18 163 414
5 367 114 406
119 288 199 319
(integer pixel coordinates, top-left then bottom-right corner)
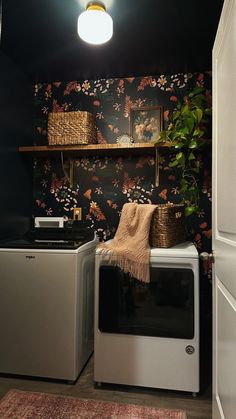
1 0 224 83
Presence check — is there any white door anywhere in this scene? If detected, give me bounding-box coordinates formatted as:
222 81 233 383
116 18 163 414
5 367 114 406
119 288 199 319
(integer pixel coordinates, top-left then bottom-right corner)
213 0 236 417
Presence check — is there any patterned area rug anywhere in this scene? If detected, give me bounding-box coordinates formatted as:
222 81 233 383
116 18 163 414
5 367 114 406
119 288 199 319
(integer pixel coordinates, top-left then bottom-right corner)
0 389 187 418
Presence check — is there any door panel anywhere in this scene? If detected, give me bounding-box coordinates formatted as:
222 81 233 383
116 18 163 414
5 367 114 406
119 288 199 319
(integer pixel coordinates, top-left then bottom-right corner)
217 283 236 417
214 240 236 300
216 9 236 234
213 0 236 417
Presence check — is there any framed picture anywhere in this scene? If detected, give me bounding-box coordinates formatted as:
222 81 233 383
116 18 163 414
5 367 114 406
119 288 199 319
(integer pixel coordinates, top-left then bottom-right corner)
130 106 163 143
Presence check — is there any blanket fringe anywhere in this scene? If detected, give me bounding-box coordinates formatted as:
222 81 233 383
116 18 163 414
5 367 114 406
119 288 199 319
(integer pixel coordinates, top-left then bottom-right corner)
97 203 157 283
97 247 150 283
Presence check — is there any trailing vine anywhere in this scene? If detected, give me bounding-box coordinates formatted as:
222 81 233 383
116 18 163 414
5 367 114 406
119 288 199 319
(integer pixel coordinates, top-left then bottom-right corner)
157 87 212 216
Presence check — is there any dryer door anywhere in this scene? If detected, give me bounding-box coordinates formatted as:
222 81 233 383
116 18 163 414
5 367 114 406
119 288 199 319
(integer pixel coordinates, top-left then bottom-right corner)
99 265 194 339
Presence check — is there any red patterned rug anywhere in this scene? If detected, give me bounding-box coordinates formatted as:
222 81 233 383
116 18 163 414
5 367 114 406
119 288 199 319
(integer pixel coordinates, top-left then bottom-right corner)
0 389 187 418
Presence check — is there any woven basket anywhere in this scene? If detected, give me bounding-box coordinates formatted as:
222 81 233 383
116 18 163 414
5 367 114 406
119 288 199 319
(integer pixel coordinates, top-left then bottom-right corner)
48 111 97 145
150 203 186 248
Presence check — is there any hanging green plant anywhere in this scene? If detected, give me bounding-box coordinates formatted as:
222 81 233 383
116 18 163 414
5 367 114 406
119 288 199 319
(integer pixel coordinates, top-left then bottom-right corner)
156 86 212 216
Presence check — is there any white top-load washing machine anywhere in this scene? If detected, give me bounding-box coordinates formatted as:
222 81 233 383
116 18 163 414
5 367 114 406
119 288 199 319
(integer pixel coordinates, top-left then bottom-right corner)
0 218 98 382
94 241 199 394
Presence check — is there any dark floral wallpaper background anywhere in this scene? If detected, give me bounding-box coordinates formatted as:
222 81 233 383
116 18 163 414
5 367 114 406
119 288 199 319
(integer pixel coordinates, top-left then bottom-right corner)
33 72 212 283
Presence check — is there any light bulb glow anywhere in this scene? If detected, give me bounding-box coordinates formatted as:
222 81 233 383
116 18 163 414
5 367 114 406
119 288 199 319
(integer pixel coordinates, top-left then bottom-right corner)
78 4 113 45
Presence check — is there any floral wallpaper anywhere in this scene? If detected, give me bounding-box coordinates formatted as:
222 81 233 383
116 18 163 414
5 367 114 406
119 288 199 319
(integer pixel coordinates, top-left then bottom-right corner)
33 72 212 283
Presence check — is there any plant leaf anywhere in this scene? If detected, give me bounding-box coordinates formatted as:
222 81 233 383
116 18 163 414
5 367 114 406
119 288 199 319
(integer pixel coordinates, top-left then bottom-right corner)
189 86 204 97
188 152 196 160
173 110 180 121
193 128 201 137
180 179 188 186
185 206 196 216
176 152 184 161
195 108 203 123
182 105 189 115
174 142 184 149
182 126 190 135
169 159 179 167
189 140 197 149
180 184 188 192
185 117 194 133
172 131 182 141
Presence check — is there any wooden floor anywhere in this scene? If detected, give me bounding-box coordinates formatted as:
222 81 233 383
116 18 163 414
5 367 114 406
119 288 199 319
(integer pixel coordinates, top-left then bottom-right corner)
0 355 211 419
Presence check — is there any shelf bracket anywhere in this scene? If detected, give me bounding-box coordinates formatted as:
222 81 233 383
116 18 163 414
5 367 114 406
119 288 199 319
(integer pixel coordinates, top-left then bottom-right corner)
155 147 159 187
61 152 74 188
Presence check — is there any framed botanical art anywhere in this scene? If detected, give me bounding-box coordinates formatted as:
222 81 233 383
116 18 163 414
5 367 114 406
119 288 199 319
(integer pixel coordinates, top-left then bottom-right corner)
130 106 163 143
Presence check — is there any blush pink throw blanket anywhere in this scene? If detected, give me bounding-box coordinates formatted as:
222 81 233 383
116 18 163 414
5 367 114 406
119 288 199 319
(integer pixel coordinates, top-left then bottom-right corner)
97 203 157 283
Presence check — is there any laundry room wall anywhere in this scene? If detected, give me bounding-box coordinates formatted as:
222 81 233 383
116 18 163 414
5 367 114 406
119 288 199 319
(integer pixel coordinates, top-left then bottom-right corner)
0 52 33 240
33 71 212 276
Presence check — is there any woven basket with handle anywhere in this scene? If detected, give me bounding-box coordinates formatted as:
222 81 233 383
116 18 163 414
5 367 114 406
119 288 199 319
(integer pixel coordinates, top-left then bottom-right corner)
48 111 97 145
150 203 186 248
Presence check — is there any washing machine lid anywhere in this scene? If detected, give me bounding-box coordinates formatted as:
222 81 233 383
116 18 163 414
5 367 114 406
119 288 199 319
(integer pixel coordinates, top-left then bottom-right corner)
0 227 95 250
150 241 198 259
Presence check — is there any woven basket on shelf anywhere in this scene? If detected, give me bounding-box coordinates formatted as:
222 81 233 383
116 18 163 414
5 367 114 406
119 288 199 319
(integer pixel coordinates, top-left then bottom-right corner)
150 203 186 248
48 111 97 145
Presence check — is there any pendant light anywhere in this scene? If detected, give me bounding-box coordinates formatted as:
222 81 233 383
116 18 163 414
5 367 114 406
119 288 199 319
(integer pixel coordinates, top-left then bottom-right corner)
77 1 113 45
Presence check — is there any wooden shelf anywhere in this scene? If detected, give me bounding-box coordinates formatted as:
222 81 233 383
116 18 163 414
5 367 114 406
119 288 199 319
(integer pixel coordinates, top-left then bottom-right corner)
18 142 167 157
19 140 211 157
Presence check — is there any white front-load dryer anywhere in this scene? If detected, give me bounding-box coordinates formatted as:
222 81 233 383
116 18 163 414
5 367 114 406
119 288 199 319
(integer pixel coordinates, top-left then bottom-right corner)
94 241 199 393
